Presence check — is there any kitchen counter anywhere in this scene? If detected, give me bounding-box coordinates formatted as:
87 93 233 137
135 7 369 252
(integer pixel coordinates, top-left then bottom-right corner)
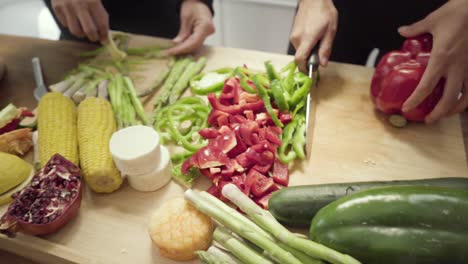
0 34 467 264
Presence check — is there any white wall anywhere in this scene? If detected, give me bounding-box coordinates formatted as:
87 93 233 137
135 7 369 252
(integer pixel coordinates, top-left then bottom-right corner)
0 0 297 54
0 0 59 39
206 0 297 54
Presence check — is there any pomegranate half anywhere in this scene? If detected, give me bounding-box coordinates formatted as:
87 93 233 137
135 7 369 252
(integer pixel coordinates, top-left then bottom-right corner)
0 154 83 236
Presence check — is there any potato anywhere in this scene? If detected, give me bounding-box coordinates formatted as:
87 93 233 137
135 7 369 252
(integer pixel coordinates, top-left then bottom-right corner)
148 197 214 261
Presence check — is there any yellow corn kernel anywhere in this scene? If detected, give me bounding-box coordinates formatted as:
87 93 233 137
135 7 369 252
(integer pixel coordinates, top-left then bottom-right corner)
77 97 122 193
38 92 79 166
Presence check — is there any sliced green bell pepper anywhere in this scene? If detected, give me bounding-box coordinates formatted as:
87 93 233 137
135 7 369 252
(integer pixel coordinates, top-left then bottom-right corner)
190 67 233 95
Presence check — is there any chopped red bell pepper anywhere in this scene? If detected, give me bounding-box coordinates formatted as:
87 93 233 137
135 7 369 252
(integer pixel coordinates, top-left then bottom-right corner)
272 159 289 186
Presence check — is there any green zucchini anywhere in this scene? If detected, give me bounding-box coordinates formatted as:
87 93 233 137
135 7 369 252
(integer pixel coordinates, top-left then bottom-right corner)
269 177 468 227
309 186 468 264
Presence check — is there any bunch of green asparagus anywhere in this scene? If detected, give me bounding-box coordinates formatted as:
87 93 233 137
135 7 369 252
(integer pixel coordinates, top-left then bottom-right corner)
186 184 361 264
107 73 150 129
152 56 207 115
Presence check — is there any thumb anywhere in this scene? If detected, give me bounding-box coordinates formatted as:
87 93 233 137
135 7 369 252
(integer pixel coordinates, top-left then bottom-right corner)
398 18 430 38
173 16 192 43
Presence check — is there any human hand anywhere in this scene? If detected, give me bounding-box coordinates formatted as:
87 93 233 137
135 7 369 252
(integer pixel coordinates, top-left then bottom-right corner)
399 0 468 123
164 0 215 55
290 0 338 73
51 0 109 43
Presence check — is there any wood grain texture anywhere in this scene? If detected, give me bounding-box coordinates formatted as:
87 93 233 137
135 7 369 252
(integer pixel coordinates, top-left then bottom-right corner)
0 34 467 264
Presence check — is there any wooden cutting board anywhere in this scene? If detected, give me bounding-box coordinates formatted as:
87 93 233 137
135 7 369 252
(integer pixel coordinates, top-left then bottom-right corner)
0 33 466 264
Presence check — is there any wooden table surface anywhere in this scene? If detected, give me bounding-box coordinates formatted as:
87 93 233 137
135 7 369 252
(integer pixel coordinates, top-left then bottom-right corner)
0 34 467 264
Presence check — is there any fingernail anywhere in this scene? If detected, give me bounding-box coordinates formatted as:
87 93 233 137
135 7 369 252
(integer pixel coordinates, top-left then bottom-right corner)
322 58 329 67
173 36 182 43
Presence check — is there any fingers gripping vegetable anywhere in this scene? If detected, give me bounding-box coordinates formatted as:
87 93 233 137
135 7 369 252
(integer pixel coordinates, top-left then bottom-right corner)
371 34 444 123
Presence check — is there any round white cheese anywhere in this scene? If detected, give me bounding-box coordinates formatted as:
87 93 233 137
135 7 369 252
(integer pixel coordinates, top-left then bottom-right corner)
127 145 172 192
109 125 161 176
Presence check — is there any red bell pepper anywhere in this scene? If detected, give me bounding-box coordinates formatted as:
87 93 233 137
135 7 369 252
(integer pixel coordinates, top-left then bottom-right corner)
370 34 444 122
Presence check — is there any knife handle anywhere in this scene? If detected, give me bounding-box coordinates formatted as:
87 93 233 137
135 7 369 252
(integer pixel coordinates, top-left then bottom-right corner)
32 57 45 87
308 42 320 67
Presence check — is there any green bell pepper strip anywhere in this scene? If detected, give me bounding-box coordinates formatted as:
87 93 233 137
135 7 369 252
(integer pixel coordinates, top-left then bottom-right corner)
171 151 195 164
270 79 288 111
153 96 209 153
292 98 306 117
289 76 312 107
264 60 281 81
280 61 296 73
283 63 297 95
171 164 200 188
233 66 255 77
278 119 298 164
253 74 283 128
166 108 206 152
292 117 306 160
240 74 257 94
190 67 233 95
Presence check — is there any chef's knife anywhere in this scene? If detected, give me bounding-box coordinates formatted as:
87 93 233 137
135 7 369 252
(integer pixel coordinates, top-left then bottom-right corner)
304 44 320 158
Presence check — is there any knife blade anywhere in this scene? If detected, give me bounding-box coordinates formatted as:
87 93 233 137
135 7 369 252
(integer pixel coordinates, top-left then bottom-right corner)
304 44 320 159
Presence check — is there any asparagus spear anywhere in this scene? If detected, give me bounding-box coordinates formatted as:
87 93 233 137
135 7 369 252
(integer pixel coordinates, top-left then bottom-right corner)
138 59 174 97
153 57 192 112
196 250 237 264
184 190 302 264
105 32 127 61
72 78 101 102
221 184 361 264
72 85 88 103
207 246 241 264
79 46 106 58
116 74 136 127
107 78 122 128
97 80 109 99
168 57 206 104
214 226 274 264
49 71 88 93
123 76 150 125
198 192 322 264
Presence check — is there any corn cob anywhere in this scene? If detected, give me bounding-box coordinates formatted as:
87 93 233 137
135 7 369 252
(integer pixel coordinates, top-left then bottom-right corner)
38 92 79 166
77 97 122 193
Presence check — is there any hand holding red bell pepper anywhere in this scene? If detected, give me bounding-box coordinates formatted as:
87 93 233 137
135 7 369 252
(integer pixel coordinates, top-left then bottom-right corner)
398 0 468 123
371 34 444 122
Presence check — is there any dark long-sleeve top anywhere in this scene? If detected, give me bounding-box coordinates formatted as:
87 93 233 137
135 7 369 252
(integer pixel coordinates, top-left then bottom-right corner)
43 0 213 42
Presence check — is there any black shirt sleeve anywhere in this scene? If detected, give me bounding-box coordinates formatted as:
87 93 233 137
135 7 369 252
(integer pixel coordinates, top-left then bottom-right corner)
178 0 214 16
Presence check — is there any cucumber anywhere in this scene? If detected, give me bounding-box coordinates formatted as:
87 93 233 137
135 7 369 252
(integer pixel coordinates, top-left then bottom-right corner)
310 186 468 264
269 177 468 227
